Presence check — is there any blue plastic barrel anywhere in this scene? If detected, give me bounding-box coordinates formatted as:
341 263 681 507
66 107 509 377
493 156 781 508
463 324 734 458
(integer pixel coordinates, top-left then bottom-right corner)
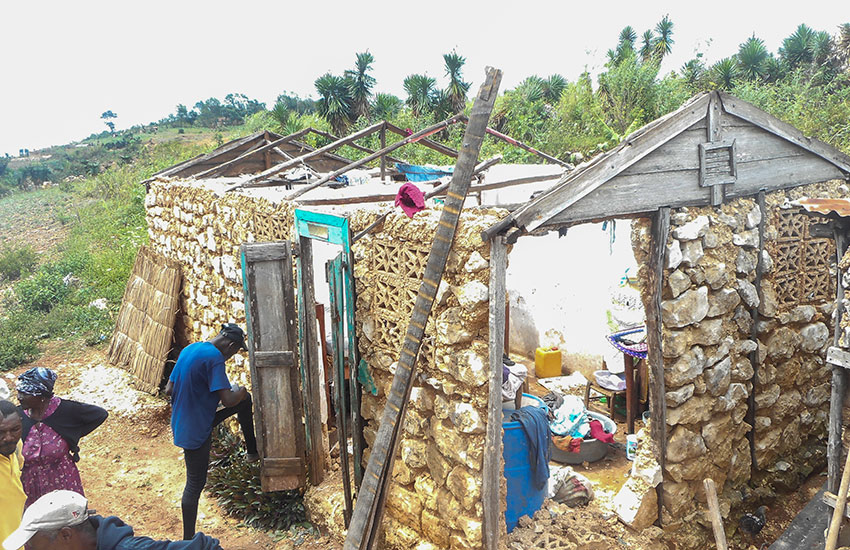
503 394 548 532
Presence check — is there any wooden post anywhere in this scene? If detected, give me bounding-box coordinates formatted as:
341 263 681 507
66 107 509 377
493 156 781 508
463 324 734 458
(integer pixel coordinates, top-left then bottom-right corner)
746 191 766 472
296 235 326 485
829 227 848 493
703 479 729 550
263 131 272 170
380 125 387 182
342 67 503 550
484 236 508 550
624 354 635 434
646 206 670 524
826 446 850 550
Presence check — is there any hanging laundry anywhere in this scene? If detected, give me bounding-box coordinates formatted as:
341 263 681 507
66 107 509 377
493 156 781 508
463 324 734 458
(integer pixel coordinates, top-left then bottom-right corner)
395 182 426 218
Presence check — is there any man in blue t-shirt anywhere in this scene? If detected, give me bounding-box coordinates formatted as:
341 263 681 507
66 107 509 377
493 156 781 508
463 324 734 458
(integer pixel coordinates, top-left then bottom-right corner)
165 323 258 541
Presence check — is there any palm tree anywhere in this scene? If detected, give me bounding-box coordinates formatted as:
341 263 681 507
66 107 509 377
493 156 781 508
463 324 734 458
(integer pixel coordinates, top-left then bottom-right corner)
710 57 739 90
610 26 637 66
619 26 637 50
403 74 437 117
344 51 376 121
737 36 769 80
542 74 567 103
314 73 354 135
836 23 850 70
653 15 675 61
812 30 834 67
780 24 816 68
681 57 707 90
518 76 545 103
443 51 470 114
640 30 655 62
372 93 403 120
763 56 787 83
271 100 291 129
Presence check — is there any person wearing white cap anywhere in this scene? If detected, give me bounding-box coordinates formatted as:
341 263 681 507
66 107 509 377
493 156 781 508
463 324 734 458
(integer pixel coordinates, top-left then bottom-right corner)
3 490 223 550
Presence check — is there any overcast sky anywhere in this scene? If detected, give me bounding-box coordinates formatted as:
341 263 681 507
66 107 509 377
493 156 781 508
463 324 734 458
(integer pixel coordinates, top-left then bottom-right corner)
1 0 846 157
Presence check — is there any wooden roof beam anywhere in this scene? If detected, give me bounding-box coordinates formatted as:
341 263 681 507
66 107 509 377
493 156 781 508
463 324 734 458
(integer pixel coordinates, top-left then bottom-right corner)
302 127 407 166
228 121 387 189
281 115 465 199
384 121 459 159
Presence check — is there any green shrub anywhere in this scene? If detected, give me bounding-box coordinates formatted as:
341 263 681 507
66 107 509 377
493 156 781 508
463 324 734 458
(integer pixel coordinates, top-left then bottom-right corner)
15 269 70 312
0 244 37 281
207 426 306 530
0 331 38 371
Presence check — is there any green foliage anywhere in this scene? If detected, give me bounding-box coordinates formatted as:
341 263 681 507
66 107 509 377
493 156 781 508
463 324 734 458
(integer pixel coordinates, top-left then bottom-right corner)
0 243 37 281
443 51 470 113
403 74 437 117
15 268 69 312
207 426 305 530
710 57 740 90
737 36 769 80
733 70 850 153
345 51 376 120
372 93 403 120
315 73 355 135
598 52 661 134
0 332 38 371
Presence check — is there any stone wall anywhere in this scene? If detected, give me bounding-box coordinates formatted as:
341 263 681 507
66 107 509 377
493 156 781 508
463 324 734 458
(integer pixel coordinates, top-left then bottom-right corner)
146 179 505 549
350 207 506 550
145 181 297 384
632 180 846 547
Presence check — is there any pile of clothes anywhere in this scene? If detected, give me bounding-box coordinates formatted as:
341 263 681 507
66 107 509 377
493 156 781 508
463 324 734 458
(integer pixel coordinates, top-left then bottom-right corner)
545 393 614 454
501 355 527 402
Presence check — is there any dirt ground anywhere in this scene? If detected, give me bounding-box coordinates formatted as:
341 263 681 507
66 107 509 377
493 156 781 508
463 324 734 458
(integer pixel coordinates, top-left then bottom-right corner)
6 344 336 550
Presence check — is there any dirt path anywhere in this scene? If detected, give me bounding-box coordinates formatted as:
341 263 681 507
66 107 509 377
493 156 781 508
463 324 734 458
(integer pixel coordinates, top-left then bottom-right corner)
7 345 334 550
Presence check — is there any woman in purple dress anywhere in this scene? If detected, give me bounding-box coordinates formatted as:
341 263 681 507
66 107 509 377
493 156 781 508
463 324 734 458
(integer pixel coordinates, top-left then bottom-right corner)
16 367 108 508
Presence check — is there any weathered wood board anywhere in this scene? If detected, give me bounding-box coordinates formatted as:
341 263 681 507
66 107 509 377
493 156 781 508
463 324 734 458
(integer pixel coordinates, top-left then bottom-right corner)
241 241 308 491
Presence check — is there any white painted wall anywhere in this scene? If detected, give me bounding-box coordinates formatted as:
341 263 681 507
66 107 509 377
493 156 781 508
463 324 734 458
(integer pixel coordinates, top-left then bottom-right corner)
505 220 640 370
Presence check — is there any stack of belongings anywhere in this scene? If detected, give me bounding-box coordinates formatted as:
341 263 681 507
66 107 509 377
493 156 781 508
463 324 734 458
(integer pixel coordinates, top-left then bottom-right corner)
501 354 527 404
547 394 614 454
548 465 594 507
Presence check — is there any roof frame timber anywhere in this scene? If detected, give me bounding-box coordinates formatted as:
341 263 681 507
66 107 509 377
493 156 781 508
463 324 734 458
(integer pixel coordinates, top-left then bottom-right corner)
482 91 850 241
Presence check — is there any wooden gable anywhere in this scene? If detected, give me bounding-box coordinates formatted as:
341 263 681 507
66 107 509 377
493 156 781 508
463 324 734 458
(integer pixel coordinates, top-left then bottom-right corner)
501 91 850 233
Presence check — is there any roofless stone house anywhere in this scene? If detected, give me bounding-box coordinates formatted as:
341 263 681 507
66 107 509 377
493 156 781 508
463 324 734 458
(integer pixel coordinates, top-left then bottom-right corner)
133 89 850 549
481 90 850 547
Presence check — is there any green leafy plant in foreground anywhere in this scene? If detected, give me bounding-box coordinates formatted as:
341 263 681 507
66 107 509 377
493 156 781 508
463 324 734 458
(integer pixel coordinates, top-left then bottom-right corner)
207 425 306 531
0 243 37 281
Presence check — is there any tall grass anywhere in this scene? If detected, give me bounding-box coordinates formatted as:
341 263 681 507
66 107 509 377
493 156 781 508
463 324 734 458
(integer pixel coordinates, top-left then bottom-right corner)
0 140 210 370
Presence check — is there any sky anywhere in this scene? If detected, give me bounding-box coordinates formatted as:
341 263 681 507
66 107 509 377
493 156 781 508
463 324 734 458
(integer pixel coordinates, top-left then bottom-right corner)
0 0 847 157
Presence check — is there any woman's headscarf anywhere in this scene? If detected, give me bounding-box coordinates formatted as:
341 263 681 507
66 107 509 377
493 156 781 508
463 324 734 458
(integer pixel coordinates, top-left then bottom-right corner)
16 367 57 396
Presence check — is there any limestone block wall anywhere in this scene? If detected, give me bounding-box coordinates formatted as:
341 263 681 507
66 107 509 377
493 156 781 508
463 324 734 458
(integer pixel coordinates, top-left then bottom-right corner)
632 180 846 547
146 179 506 549
145 180 294 384
350 208 506 550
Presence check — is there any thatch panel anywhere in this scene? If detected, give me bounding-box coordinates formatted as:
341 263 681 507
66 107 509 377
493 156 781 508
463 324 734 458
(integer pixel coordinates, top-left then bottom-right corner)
107 246 182 394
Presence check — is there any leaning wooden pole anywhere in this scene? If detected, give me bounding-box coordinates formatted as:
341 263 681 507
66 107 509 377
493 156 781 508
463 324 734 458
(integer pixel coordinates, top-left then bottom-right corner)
342 67 503 550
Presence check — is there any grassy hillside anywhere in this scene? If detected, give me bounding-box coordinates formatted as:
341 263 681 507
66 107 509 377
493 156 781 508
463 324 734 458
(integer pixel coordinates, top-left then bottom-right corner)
0 139 213 370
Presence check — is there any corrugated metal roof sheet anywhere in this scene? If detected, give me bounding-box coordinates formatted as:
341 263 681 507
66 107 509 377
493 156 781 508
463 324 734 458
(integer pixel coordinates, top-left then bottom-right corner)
790 198 850 217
